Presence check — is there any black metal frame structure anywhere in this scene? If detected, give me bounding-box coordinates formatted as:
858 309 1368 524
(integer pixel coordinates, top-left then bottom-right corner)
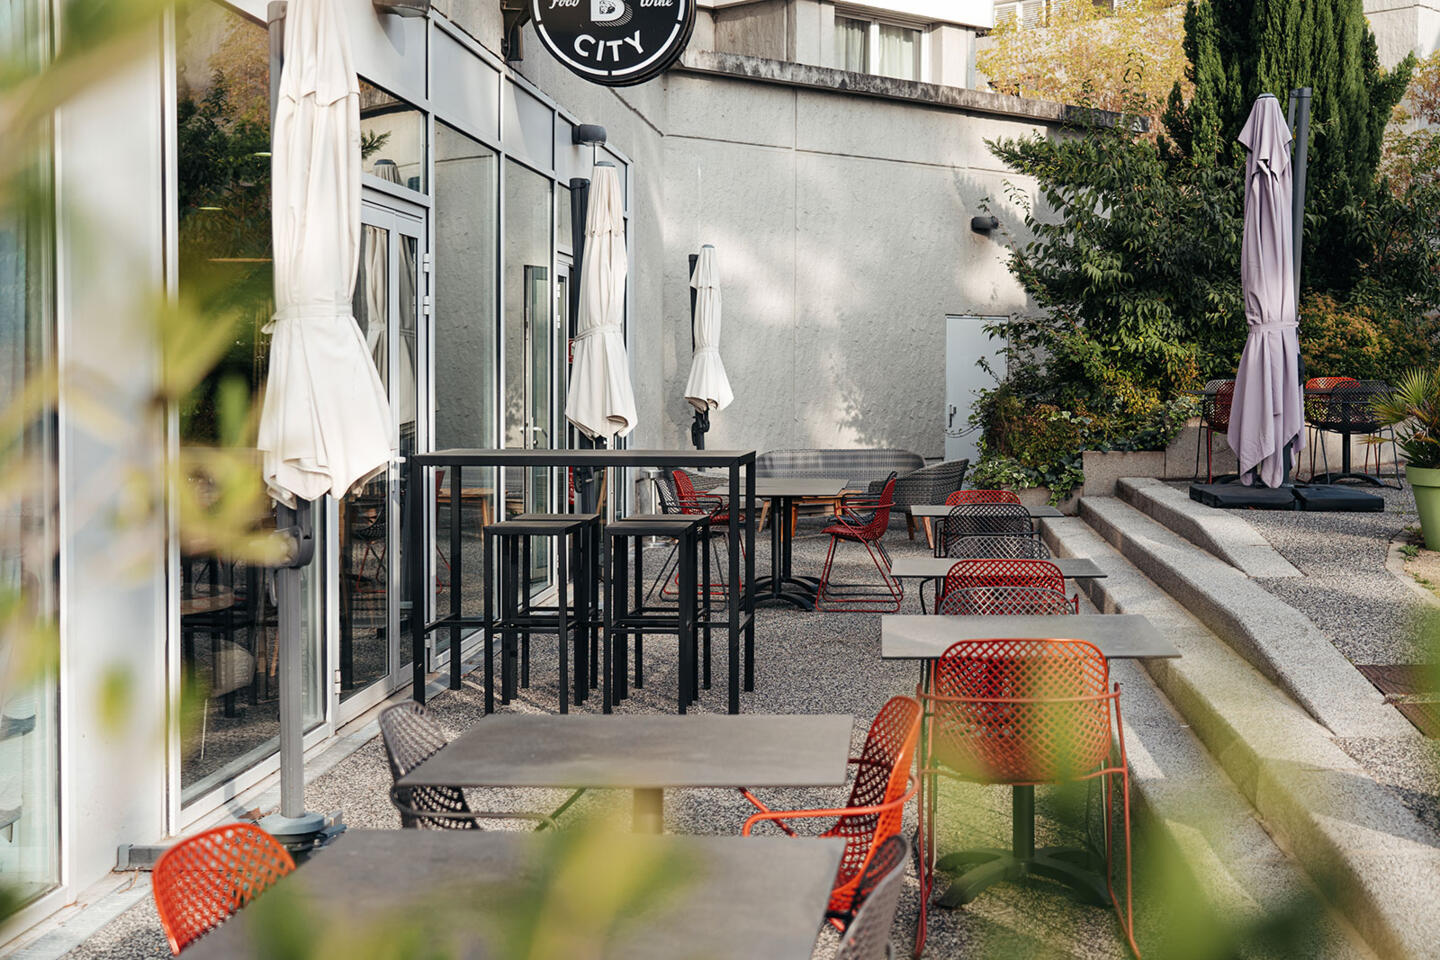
407 448 757 714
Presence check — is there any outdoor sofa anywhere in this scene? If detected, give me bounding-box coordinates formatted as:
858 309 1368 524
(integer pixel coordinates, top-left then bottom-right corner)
866 458 970 541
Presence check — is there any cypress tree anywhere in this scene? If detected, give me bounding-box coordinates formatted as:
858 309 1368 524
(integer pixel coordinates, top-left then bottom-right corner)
1161 0 1413 290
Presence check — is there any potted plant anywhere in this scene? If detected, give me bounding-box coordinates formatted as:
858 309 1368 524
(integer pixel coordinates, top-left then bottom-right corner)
1372 367 1440 548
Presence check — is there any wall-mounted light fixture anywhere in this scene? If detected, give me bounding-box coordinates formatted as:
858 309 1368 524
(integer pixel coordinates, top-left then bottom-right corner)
372 0 430 17
574 123 608 165
970 215 1000 234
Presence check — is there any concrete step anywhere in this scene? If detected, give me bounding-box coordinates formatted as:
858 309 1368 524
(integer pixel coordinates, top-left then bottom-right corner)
1116 477 1301 578
1044 515 1440 960
1077 495 1411 740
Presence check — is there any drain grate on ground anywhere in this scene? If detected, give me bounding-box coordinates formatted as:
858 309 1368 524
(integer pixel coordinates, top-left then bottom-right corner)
1357 664 1440 737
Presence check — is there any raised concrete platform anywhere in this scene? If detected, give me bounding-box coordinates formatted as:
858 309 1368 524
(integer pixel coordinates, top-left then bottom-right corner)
1044 516 1440 960
1077 495 1413 740
1119 477 1302 578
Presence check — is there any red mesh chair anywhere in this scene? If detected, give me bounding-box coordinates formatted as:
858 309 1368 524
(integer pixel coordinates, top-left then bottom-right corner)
933 558 1077 615
816 474 903 612
915 639 1136 957
1195 379 1235 483
152 823 296 954
945 489 1022 506
833 835 909 960
945 533 1050 559
741 696 921 920
654 469 746 599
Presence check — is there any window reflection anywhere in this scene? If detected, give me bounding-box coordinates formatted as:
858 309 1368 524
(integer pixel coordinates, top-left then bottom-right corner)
360 80 426 194
175 1 322 804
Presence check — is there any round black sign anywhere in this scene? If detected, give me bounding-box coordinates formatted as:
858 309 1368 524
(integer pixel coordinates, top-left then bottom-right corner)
529 0 696 87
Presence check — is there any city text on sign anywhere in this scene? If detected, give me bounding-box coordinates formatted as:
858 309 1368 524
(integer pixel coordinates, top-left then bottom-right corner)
530 0 696 87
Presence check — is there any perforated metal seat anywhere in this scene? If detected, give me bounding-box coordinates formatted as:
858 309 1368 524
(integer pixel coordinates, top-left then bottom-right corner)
937 503 1036 559
834 835 908 960
933 558 1077 616
152 823 295 955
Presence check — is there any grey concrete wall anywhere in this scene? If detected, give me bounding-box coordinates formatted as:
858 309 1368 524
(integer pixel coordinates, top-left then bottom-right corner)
1365 0 1440 66
659 71 1043 458
713 0 792 61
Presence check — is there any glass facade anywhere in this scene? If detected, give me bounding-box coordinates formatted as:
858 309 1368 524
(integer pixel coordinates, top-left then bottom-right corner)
175 1 322 804
361 81 427 194
0 0 58 911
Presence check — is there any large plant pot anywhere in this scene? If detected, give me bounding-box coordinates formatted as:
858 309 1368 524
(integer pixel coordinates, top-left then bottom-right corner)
1407 465 1440 550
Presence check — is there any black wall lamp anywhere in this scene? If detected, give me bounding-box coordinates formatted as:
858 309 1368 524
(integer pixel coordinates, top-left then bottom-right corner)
970 215 1000 234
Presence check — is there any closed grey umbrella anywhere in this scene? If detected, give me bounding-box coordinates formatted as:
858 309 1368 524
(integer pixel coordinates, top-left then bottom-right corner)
1228 94 1305 488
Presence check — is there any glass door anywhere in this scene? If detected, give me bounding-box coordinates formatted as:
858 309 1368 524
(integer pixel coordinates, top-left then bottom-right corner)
503 161 556 597
336 197 424 719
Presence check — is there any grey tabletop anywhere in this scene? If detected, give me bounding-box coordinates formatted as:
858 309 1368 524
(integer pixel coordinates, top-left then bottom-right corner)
182 830 844 960
910 503 1063 519
889 556 1107 580
881 614 1179 660
704 478 851 498
397 714 855 790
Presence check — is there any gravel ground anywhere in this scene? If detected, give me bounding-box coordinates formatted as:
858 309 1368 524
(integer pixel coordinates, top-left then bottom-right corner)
1223 483 1440 840
67 521 1178 960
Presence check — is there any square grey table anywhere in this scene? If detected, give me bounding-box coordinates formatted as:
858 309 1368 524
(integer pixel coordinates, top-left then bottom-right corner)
397 714 854 832
888 556 1106 581
182 830 845 960
712 478 850 609
881 613 1179 660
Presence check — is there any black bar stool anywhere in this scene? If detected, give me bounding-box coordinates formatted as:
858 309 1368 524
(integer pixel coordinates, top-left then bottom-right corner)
514 512 602 694
482 517 586 714
606 514 709 714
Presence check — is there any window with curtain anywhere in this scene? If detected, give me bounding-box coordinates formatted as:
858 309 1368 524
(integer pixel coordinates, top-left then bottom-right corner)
834 16 868 74
0 0 58 911
877 23 920 81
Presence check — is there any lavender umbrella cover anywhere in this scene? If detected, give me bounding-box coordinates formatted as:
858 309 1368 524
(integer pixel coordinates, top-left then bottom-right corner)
1227 95 1305 488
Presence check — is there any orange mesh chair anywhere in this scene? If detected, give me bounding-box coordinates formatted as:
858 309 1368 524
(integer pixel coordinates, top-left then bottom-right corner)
945 489 1022 506
915 639 1137 957
816 475 903 612
1304 377 1356 478
933 559 1078 615
741 696 921 919
152 823 296 954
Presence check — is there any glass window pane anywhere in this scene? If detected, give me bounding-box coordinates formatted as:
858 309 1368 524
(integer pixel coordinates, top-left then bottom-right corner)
877 23 919 81
433 124 498 627
835 16 868 74
361 80 427 194
175 0 322 804
0 0 57 906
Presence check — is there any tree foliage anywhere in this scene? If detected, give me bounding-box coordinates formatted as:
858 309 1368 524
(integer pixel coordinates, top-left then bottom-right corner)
1162 0 1413 291
976 0 1188 127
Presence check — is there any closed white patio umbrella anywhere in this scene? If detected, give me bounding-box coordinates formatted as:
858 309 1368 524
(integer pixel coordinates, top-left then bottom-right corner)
256 0 391 843
684 244 733 413
258 0 391 507
566 163 637 440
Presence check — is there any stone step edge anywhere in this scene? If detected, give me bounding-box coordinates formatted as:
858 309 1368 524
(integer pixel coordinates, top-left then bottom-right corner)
1075 495 1413 741
1115 658 1378 960
1116 477 1302 579
1044 517 1440 960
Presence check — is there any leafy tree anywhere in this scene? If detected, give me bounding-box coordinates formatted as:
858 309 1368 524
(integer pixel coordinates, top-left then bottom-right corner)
1162 0 1414 291
976 0 1189 126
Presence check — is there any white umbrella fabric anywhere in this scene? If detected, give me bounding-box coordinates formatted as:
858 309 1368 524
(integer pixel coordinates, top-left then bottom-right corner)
255 0 391 843
1227 94 1304 488
257 0 392 507
565 163 637 440
684 244 733 413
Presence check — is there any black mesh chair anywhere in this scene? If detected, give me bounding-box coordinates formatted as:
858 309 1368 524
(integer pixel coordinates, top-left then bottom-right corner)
379 703 556 830
1194 379 1235 483
834 835 908 960
1310 379 1401 487
936 503 1037 559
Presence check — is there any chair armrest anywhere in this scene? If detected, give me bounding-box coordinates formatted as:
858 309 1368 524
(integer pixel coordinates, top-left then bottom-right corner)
739 775 918 836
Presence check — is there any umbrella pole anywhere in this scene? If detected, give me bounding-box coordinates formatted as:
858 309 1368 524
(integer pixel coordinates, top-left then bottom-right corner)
259 500 328 848
1282 87 1312 487
688 252 708 451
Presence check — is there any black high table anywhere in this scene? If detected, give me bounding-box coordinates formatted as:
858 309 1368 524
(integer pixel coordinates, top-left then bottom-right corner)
408 448 757 715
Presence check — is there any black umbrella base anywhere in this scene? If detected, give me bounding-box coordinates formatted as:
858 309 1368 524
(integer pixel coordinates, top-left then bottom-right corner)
1189 483 1384 513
